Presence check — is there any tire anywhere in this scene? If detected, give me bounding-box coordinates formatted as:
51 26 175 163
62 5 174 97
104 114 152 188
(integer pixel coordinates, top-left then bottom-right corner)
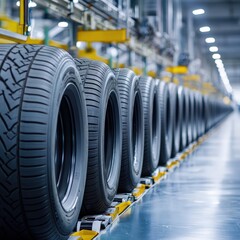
196 92 203 137
114 69 144 193
158 81 173 165
192 91 198 141
203 95 210 133
169 83 180 158
179 87 188 150
187 89 194 144
0 45 88 240
75 59 122 214
202 95 207 133
139 76 161 175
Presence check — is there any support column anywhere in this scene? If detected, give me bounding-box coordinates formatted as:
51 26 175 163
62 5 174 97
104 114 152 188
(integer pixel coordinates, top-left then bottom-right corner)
142 56 147 76
187 10 195 60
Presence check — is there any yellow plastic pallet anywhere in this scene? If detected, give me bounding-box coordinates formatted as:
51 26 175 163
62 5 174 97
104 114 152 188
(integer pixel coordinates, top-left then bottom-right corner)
70 230 98 240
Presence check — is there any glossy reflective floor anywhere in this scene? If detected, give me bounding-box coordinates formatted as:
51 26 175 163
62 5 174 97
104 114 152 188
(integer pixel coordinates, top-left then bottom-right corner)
99 113 240 240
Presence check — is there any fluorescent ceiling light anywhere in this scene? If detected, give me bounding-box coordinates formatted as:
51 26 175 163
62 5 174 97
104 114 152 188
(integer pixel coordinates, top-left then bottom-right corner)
73 0 78 3
58 21 68 28
216 61 224 67
222 77 229 83
209 46 218 52
29 1 37 7
205 37 215 43
218 68 225 73
218 66 225 71
218 68 232 93
200 26 210 32
216 62 224 69
220 71 227 78
212 53 221 59
192 9 205 15
215 59 222 64
217 64 224 70
16 1 37 8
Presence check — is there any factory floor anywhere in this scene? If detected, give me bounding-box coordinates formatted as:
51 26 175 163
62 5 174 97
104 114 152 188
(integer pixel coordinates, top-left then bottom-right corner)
99 112 240 240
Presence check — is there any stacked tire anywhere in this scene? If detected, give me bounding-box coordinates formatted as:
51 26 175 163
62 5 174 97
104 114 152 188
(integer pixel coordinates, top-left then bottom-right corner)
114 68 144 193
0 45 233 240
139 76 161 175
0 45 88 240
74 59 122 215
158 81 173 165
179 87 188 151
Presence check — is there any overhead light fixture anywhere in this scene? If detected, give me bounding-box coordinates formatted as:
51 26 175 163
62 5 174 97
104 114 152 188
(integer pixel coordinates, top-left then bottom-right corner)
218 64 225 70
16 1 37 8
222 77 229 83
58 21 68 28
214 58 232 93
218 68 232 93
73 0 78 3
217 64 224 70
216 61 224 68
200 26 210 32
205 37 215 43
192 9 205 15
219 70 227 77
209 46 218 52
212 53 221 59
29 1 37 7
215 59 222 64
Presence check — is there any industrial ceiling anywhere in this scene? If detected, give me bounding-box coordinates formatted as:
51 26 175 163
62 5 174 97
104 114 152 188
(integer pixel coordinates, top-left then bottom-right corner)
4 0 239 99
182 0 240 99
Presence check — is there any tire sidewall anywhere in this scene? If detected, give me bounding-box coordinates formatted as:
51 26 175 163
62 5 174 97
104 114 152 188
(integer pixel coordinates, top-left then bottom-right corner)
99 71 122 204
128 76 144 182
47 57 88 234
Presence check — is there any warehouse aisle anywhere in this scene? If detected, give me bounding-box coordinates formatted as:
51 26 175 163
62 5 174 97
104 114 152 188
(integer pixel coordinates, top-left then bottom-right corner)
99 113 240 240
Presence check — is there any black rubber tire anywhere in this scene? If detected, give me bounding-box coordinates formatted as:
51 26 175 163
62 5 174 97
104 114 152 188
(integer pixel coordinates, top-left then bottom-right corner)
75 58 122 214
192 91 198 141
200 95 207 136
196 92 203 138
202 95 206 133
202 95 209 133
158 81 173 165
0 44 88 240
179 87 188 151
139 76 161 175
114 69 144 193
187 89 194 144
169 83 180 158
